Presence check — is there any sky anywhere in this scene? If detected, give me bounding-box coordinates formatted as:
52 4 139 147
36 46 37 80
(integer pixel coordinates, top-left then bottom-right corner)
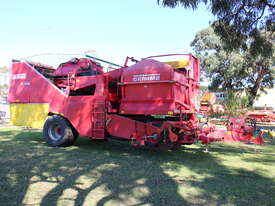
0 0 213 67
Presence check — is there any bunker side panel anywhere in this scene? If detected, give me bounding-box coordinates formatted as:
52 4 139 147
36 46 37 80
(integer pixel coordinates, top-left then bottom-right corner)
120 83 175 115
119 59 173 115
119 59 191 115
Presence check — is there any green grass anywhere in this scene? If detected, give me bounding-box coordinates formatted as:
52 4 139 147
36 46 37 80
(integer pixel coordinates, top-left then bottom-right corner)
0 127 274 206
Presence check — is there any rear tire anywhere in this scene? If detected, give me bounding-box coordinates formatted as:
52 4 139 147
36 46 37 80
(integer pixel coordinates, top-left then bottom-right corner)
43 115 78 147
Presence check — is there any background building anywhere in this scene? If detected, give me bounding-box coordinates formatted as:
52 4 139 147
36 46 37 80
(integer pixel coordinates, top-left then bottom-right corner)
0 67 10 121
253 80 275 110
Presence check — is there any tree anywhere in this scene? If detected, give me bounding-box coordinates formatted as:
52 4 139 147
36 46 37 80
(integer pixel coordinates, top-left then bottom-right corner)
191 26 274 106
158 0 274 51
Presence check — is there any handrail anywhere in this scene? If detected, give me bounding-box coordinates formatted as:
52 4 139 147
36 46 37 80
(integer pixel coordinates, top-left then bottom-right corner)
85 54 123 68
142 53 193 60
124 56 139 67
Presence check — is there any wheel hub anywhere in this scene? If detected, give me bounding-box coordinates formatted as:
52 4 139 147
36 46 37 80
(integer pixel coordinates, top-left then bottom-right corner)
48 124 63 141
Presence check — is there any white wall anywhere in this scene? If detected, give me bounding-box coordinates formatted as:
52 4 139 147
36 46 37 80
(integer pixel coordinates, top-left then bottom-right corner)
0 103 10 120
0 72 9 86
253 87 275 109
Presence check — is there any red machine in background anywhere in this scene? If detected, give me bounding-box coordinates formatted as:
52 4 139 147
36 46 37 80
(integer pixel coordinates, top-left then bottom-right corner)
199 92 225 115
8 54 263 149
246 110 275 123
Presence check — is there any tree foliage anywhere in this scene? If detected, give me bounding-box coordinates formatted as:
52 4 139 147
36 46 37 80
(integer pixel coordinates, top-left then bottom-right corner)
158 0 274 51
158 0 274 106
191 26 274 106
221 89 250 117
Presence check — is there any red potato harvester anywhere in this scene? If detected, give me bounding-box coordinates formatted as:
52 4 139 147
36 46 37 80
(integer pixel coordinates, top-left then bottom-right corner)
8 54 263 149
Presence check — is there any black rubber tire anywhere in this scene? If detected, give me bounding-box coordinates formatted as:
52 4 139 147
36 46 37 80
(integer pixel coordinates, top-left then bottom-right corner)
43 115 78 147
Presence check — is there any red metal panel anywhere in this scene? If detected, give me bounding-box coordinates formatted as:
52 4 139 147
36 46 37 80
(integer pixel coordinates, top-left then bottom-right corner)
8 62 31 103
8 62 66 103
72 76 97 90
120 101 175 115
53 58 103 76
122 59 172 82
120 59 176 115
61 96 95 137
106 114 136 139
119 56 200 115
106 114 160 141
201 116 263 145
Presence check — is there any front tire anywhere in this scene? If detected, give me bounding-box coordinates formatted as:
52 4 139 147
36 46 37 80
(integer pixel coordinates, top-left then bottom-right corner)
43 115 78 147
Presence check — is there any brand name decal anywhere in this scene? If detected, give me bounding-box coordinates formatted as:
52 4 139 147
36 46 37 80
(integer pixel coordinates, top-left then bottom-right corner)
12 73 26 80
132 74 160 82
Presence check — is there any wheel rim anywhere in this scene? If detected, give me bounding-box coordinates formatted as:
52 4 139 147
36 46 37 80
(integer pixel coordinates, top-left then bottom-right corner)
48 123 64 141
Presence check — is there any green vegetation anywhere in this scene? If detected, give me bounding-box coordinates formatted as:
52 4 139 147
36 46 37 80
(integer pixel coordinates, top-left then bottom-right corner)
191 26 274 106
221 90 251 117
159 1 274 106
158 0 274 52
0 127 274 206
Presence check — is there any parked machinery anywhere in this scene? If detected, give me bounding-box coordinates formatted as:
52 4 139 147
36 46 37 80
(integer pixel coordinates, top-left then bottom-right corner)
8 54 263 149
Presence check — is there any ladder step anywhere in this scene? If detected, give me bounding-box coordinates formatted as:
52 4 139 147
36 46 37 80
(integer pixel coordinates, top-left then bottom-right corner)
94 123 104 125
92 101 106 139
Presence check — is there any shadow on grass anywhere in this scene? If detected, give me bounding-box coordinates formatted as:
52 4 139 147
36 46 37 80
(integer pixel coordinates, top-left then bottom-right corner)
0 129 274 206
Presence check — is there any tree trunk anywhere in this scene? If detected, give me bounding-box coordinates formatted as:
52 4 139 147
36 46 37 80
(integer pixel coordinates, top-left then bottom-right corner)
248 66 265 106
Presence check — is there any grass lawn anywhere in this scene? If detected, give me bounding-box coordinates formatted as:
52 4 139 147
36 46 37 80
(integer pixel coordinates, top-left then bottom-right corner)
0 127 274 206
